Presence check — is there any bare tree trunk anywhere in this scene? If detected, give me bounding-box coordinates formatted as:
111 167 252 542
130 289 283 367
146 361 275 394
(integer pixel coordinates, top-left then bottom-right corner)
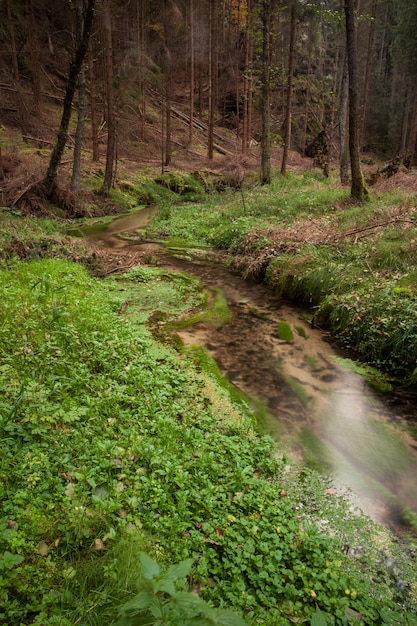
345 0 368 201
24 0 41 114
399 82 413 157
88 39 99 162
71 0 88 194
406 86 417 164
207 0 217 162
260 0 272 184
44 0 96 197
163 0 172 167
339 56 349 184
360 0 378 147
102 0 116 196
189 0 195 145
242 0 253 155
281 1 296 176
6 0 26 135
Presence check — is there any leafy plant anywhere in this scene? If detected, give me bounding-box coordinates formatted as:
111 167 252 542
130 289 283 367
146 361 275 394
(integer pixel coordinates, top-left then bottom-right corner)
113 553 246 626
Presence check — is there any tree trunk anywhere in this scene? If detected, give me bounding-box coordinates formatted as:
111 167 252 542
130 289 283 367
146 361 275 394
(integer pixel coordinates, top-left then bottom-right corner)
102 0 116 196
6 0 27 135
189 0 195 145
24 0 41 114
406 86 417 164
344 0 368 201
44 0 96 198
163 0 172 167
281 1 296 176
360 0 378 147
339 56 349 184
88 39 99 162
71 0 87 193
260 0 272 184
207 0 217 162
242 0 253 155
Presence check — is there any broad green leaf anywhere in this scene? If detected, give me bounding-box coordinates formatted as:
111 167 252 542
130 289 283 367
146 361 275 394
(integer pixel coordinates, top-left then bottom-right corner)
158 578 176 597
165 558 194 581
120 590 154 614
140 553 161 580
173 591 213 617
310 607 327 626
1 551 24 570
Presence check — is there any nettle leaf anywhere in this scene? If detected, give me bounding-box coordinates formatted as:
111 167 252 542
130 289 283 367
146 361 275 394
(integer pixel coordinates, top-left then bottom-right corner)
310 607 327 626
1 551 24 570
140 552 161 580
158 578 176 597
173 591 213 617
165 558 194 581
120 590 154 614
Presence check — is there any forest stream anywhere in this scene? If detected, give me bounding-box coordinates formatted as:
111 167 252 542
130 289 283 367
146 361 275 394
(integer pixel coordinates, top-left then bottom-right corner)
77 207 417 536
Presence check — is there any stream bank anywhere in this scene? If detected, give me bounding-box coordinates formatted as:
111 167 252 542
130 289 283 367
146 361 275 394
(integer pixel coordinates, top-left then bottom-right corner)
83 207 417 537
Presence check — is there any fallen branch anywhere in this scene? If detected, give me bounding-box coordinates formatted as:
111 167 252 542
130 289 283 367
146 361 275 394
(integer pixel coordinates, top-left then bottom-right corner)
333 217 417 241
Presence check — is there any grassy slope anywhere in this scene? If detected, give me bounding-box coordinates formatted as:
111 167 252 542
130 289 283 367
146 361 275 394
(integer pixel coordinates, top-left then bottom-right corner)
150 171 417 386
1 173 417 625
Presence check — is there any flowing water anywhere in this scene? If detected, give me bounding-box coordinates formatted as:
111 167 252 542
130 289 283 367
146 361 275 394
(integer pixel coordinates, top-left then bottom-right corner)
81 207 417 536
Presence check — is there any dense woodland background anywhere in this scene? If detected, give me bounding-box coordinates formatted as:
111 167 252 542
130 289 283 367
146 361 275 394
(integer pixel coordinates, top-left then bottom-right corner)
1 0 417 197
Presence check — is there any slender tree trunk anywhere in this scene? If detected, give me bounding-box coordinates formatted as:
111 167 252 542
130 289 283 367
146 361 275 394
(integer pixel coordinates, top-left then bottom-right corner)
281 1 296 176
260 0 272 184
24 0 41 114
344 0 368 201
44 0 96 197
301 54 311 155
189 0 195 145
163 0 172 167
360 0 377 147
88 39 99 162
71 0 87 193
339 57 349 184
207 0 217 162
406 86 417 164
102 0 116 195
399 82 413 157
6 0 26 135
242 0 253 155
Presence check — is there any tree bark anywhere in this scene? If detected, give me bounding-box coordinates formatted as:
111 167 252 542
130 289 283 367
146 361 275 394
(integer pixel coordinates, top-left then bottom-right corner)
6 0 27 135
360 0 378 147
339 56 349 184
102 0 116 196
188 0 195 145
71 0 87 193
344 0 368 201
406 86 417 164
163 0 172 167
207 0 218 162
44 0 96 198
281 1 296 176
24 0 41 114
260 0 272 184
88 39 99 162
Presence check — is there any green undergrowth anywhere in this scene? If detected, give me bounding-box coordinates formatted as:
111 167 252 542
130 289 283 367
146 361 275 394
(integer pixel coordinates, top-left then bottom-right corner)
148 172 417 384
1 257 417 625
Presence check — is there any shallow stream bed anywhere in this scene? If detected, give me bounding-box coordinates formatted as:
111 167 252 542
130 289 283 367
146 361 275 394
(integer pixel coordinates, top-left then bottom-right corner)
80 207 417 536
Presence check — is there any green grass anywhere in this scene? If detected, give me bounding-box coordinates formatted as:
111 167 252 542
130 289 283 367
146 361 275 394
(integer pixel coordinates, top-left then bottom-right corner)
1 256 416 625
147 174 417 383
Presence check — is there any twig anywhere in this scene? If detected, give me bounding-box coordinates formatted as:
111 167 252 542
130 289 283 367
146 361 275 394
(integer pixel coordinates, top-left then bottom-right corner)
333 217 417 241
